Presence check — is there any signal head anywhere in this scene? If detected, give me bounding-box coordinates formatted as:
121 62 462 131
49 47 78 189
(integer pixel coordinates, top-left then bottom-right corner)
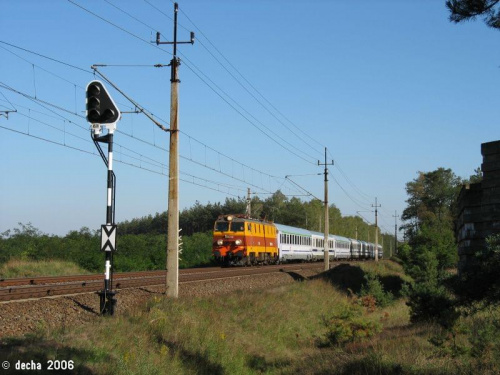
85 80 120 125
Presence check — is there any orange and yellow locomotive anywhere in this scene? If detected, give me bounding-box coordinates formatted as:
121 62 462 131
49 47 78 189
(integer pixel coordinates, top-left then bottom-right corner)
212 214 278 265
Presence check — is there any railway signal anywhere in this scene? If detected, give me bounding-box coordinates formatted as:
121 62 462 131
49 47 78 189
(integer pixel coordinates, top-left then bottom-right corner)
86 80 120 125
87 80 121 315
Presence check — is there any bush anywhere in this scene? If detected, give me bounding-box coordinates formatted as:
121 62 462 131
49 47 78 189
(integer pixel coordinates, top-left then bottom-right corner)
360 272 394 308
319 305 381 347
406 282 459 329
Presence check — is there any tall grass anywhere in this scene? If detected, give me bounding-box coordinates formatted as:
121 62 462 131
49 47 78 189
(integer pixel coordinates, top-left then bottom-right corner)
0 258 90 278
1 261 498 374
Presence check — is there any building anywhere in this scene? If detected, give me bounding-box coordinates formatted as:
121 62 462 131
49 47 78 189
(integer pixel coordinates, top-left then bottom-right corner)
456 140 500 272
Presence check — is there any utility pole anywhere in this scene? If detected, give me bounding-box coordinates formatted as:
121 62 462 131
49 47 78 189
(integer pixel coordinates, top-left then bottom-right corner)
246 188 251 217
156 2 194 298
355 226 358 240
392 211 399 257
372 197 381 262
318 147 334 271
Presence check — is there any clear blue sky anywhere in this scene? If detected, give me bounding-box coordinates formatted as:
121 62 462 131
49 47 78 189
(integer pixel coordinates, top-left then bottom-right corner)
0 0 498 236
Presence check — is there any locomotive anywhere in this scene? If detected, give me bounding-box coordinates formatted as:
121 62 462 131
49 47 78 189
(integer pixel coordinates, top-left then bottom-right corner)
212 214 383 265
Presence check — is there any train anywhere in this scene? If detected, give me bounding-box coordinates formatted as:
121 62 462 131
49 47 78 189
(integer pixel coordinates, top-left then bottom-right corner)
212 214 383 265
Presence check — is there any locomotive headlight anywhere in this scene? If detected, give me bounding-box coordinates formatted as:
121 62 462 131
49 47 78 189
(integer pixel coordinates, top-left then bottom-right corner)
217 239 223 246
235 239 242 246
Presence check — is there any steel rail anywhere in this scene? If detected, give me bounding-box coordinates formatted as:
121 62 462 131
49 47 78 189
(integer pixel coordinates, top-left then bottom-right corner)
0 263 323 302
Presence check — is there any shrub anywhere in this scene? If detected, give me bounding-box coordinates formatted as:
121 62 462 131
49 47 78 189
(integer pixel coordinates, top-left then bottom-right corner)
320 306 381 347
406 282 459 329
360 272 394 308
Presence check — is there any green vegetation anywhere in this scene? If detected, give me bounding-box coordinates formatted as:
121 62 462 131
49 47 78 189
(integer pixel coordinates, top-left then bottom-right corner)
0 258 90 278
447 0 500 30
0 223 214 274
2 260 498 374
397 166 500 373
119 193 396 255
0 192 396 276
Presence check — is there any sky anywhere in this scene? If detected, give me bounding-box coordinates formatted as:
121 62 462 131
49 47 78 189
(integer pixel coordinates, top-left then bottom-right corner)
0 0 498 236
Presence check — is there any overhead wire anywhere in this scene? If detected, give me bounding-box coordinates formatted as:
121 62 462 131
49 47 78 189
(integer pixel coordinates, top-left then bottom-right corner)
171 1 324 156
329 168 372 211
0 117 245 198
0 43 135 111
167 1 387 209
73 0 318 165
1 79 290 195
0 40 92 73
9 2 374 207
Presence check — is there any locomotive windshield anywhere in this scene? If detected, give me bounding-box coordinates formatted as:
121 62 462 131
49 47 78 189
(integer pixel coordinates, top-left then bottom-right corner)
231 222 245 232
215 222 229 231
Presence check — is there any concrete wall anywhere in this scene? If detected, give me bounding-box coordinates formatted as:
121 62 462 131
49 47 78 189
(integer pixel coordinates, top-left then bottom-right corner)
456 140 500 272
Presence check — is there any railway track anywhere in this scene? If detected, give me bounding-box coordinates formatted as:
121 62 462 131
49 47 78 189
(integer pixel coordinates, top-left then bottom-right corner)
0 263 323 303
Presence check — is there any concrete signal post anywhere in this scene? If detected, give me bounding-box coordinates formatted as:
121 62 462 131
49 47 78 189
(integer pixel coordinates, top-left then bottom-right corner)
318 148 334 271
155 2 194 298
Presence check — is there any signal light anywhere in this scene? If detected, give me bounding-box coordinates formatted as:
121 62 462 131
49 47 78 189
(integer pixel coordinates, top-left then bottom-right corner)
86 80 120 125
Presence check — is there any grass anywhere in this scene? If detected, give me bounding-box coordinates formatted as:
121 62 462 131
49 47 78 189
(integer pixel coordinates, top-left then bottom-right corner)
1 260 498 374
0 258 91 278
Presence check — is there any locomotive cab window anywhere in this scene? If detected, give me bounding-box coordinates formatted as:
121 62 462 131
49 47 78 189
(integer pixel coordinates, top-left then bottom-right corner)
215 222 229 232
231 222 245 232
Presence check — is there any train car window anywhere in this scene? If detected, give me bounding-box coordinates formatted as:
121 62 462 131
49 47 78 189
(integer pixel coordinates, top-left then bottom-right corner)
248 223 251 231
215 222 229 231
231 222 245 232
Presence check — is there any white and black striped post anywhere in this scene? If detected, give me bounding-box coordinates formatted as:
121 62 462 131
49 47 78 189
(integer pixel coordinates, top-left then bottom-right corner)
103 129 116 313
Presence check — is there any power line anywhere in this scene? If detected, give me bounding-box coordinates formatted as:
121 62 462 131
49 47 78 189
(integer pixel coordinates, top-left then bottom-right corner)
0 42 136 112
67 0 173 57
2 80 290 195
329 170 372 211
173 2 325 156
284 176 321 201
0 82 84 119
0 122 246 198
70 0 318 165
1 45 83 89
105 0 158 33
180 59 317 164
0 40 92 73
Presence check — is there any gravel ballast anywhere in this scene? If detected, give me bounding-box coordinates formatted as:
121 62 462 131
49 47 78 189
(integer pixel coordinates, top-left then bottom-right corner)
0 268 322 338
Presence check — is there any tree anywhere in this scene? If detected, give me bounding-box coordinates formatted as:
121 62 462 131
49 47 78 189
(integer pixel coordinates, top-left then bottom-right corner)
466 166 483 184
446 0 500 30
400 168 462 325
401 168 462 240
